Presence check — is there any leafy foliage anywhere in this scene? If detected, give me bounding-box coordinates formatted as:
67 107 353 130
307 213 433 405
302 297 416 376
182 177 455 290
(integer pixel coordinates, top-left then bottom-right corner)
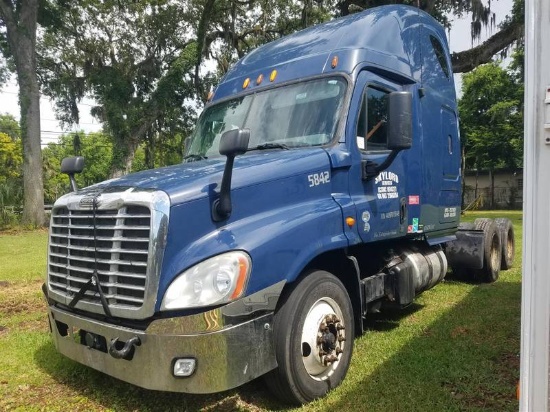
0 114 22 227
42 132 113 203
40 129 173 203
39 0 199 177
0 113 20 140
0 131 22 182
0 179 22 228
459 62 523 171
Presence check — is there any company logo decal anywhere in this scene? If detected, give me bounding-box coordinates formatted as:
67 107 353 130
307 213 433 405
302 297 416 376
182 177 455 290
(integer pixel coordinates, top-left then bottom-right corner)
375 171 399 200
79 196 101 209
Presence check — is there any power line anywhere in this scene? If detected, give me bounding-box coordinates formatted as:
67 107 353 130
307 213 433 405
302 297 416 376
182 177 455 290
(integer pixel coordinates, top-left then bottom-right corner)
40 142 113 148
0 141 113 148
0 89 98 107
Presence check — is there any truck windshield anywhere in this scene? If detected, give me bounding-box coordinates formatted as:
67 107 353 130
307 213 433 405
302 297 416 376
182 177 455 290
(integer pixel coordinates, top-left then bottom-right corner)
185 77 347 159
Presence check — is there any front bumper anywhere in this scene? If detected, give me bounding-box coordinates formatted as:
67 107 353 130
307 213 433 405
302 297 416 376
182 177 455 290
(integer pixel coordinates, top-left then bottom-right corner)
47 304 276 393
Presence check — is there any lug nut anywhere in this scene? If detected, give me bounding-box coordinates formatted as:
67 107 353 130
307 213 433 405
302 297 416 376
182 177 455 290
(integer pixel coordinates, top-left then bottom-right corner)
336 324 345 331
338 336 346 342
323 354 338 365
336 347 343 354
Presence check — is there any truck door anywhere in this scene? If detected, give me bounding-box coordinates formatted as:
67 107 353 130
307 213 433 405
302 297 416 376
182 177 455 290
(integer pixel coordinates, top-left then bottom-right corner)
351 74 408 242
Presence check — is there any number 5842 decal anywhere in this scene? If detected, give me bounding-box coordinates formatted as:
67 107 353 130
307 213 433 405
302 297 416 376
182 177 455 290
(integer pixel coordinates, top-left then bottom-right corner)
308 171 330 187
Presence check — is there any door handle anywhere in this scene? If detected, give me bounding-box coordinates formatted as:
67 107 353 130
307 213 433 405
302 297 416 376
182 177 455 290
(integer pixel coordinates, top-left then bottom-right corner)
400 198 407 224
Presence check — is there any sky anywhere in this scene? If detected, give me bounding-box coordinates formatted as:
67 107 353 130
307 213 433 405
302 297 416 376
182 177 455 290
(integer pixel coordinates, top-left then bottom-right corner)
0 0 514 145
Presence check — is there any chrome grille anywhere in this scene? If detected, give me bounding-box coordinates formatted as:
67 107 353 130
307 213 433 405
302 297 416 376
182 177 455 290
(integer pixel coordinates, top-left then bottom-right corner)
48 205 151 308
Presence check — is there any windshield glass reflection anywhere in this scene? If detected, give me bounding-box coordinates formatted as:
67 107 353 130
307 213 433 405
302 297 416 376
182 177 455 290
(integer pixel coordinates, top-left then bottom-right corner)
185 77 347 160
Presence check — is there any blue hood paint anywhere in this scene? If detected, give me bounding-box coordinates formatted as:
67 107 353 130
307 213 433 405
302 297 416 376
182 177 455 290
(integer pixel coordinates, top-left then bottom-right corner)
88 148 331 206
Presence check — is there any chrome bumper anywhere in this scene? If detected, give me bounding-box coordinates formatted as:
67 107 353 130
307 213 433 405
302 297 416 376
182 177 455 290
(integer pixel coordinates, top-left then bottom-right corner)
47 304 277 393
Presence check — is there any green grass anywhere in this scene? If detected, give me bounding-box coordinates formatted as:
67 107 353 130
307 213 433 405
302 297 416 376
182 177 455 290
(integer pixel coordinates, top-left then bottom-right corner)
0 229 48 282
0 211 522 411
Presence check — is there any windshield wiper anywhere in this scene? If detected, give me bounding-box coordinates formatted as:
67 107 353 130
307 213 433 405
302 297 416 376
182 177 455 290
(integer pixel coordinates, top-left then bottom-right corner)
183 154 208 163
248 143 289 151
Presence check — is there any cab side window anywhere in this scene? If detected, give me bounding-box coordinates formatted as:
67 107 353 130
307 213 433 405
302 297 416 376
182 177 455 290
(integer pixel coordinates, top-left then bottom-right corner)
356 87 389 151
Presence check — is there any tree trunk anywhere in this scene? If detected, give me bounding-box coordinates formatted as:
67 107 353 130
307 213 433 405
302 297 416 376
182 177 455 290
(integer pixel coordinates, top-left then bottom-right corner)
489 169 495 209
19 62 44 226
461 144 466 209
474 168 479 200
110 137 138 178
0 0 45 227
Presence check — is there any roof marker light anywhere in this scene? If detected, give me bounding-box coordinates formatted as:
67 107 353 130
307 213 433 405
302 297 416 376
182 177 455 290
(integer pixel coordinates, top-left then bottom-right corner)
206 91 214 101
243 78 250 89
331 56 338 69
256 74 264 85
270 70 277 82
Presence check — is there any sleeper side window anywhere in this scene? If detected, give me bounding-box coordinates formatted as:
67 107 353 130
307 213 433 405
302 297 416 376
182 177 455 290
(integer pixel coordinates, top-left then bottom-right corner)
430 35 450 78
356 86 389 152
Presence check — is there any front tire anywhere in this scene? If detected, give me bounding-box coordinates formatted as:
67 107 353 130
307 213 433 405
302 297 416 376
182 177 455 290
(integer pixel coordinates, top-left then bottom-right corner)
264 270 354 405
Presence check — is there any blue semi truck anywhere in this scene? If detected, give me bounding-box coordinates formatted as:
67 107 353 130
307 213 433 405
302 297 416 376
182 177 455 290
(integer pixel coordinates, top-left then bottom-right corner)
44 5 515 404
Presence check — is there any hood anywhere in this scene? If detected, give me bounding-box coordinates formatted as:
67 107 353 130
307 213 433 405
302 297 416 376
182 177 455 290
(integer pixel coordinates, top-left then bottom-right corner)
80 147 331 206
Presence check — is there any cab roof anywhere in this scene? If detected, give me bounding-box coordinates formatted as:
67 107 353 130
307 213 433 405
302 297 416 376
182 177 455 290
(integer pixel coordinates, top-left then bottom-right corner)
212 5 448 102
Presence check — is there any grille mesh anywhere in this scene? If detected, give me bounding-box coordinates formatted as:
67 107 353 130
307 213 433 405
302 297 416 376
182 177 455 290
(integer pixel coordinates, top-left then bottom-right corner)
48 205 151 308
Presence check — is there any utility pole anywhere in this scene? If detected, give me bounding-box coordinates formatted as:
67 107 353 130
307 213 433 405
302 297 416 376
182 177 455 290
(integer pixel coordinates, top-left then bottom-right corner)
519 0 550 409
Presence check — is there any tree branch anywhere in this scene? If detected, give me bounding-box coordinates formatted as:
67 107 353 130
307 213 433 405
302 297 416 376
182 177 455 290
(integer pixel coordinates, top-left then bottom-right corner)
451 20 523 73
0 0 19 48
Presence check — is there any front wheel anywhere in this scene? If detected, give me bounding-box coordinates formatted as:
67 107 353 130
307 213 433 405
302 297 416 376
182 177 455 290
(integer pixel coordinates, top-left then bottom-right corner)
264 270 354 405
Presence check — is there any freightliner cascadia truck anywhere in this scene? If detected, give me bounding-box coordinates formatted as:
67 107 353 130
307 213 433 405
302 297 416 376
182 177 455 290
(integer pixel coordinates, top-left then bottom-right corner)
43 5 515 405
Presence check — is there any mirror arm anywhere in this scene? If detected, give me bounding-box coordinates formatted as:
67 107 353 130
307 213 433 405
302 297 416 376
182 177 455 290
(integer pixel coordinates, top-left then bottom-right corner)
212 155 236 221
68 173 78 192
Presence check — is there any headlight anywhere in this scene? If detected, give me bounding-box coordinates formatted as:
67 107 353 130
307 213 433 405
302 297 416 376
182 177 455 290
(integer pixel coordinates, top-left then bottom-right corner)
161 251 251 310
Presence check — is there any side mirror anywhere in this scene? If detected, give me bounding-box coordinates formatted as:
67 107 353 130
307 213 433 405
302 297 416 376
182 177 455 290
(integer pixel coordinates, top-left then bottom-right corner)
219 128 250 156
212 129 250 221
60 156 85 192
387 91 412 151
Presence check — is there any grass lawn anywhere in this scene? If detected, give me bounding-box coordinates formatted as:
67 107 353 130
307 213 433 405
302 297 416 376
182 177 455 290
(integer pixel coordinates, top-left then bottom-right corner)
0 211 522 411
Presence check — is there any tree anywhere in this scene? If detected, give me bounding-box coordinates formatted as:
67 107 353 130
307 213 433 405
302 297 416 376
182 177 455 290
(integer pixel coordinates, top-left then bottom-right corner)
42 131 113 203
458 62 523 207
459 62 523 171
0 0 45 226
39 0 198 178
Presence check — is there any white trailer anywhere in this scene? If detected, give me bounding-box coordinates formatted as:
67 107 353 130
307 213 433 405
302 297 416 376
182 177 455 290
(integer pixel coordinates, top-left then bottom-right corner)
520 0 550 409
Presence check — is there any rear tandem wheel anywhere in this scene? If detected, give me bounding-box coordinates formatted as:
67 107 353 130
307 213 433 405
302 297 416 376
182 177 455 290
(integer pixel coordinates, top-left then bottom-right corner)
474 218 502 283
